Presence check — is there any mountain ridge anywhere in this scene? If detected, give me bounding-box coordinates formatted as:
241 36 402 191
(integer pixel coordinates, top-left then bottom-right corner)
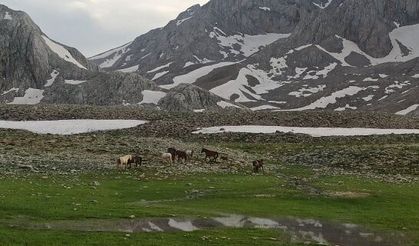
90 0 419 115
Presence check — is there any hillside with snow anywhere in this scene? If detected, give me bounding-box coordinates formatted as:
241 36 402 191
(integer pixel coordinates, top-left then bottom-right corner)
91 0 419 115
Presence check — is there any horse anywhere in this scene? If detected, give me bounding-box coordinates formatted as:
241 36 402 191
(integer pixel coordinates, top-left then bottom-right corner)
161 153 173 164
176 150 188 163
128 154 143 169
186 150 194 158
201 148 219 163
116 155 138 169
253 159 264 173
117 155 142 170
167 148 177 162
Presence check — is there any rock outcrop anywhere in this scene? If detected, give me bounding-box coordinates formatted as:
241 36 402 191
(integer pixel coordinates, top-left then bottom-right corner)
158 84 241 112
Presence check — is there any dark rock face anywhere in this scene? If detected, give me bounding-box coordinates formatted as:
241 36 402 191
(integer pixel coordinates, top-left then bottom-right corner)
91 0 419 114
43 73 157 105
158 84 239 112
0 5 93 91
0 4 168 107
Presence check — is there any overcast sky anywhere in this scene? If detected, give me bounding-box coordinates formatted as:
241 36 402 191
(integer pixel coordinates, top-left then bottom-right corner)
2 0 209 57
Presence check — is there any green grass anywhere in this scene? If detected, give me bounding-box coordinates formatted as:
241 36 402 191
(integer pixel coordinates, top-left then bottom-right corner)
0 227 296 246
0 172 418 240
1 129 419 244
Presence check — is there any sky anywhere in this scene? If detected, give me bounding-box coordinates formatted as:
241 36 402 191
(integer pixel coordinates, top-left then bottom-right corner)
1 0 209 57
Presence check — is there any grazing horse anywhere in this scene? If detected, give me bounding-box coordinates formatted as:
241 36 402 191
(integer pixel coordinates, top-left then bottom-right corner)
128 154 143 169
161 153 173 164
167 148 177 162
176 150 188 163
117 155 142 169
201 148 219 163
252 159 264 173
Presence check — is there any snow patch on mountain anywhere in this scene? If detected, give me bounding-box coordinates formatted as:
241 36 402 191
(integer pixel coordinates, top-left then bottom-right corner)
284 86 366 111
177 16 193 26
183 61 196 68
92 42 131 68
152 71 169 80
193 125 419 137
303 63 337 80
2 88 19 95
147 62 172 73
118 65 139 73
396 104 419 115
313 0 334 9
259 7 271 11
8 88 44 105
42 36 87 70
211 64 290 102
90 42 131 60
335 104 357 111
0 120 147 135
3 11 12 20
65 80 87 85
44 70 59 87
209 28 291 57
139 90 166 105
289 85 326 98
217 101 241 109
317 24 419 66
251 105 280 111
161 61 237 89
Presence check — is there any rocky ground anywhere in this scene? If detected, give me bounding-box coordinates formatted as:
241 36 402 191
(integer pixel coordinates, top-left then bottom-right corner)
0 104 418 184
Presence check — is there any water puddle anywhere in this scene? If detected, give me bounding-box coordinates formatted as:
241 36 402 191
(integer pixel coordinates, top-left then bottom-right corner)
5 215 406 245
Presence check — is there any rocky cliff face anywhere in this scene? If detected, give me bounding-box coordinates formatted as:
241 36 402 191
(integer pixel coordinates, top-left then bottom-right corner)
0 4 169 108
91 0 419 115
158 84 241 112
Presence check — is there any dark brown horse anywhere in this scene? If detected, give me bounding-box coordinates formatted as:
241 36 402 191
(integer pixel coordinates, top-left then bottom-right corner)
128 154 143 169
167 148 177 162
252 159 264 173
201 148 219 163
176 150 188 163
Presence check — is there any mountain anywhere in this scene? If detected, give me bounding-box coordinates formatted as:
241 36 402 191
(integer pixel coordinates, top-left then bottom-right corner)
0 4 240 111
91 0 419 116
0 5 151 108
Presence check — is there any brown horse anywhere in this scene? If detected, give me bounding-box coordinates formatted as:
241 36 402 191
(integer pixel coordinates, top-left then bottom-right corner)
176 150 188 163
167 148 177 162
128 154 143 169
253 159 264 173
201 148 219 163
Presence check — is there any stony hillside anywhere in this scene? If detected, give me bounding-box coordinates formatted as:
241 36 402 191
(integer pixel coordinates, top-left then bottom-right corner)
91 0 419 115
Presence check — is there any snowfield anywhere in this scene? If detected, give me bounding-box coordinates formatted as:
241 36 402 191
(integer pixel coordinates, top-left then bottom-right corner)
193 126 419 137
0 120 148 135
139 90 167 105
42 36 87 70
396 104 419 115
209 28 290 57
8 88 44 105
161 61 237 89
90 42 132 69
65 80 87 85
45 70 59 87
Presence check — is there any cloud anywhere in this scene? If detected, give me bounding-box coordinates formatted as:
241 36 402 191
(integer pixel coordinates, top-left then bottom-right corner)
2 0 209 56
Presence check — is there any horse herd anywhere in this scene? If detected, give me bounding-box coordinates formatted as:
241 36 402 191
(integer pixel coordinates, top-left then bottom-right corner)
116 147 265 173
